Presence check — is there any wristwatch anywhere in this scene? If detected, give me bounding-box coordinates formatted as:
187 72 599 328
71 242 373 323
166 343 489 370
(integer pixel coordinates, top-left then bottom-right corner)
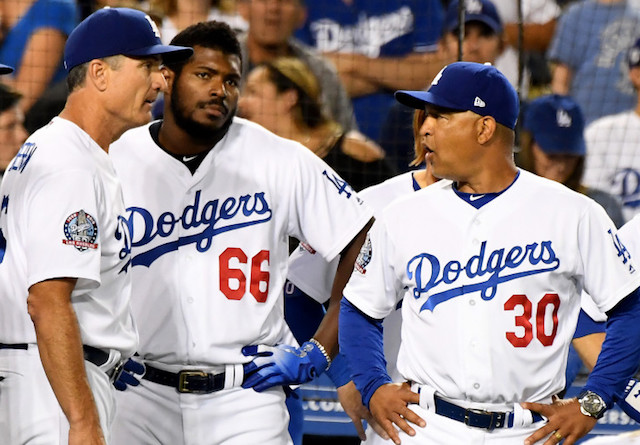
578 390 607 419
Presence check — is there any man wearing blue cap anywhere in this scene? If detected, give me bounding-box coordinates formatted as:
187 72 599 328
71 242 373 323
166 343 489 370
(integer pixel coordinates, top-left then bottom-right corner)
0 7 191 445
339 61 640 445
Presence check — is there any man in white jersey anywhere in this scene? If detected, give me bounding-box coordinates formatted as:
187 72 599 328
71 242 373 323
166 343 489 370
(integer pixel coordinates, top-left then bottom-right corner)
286 108 436 442
0 8 192 445
583 37 640 223
109 21 373 445
339 61 640 445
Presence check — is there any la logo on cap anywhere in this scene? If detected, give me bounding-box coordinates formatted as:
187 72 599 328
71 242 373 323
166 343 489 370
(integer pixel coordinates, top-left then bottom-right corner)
631 48 640 66
467 0 483 14
144 14 161 38
474 96 486 107
432 67 445 85
557 109 572 127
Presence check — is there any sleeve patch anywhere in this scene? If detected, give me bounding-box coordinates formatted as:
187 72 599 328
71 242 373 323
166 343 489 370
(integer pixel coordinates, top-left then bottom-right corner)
354 233 372 274
300 241 317 255
62 210 99 251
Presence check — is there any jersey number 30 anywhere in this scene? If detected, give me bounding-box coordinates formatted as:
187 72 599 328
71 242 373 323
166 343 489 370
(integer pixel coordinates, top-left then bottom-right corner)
504 293 560 347
219 247 270 302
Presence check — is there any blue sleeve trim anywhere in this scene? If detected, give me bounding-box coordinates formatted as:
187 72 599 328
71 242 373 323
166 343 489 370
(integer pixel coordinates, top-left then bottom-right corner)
339 297 391 409
326 352 352 388
584 288 640 406
573 309 606 339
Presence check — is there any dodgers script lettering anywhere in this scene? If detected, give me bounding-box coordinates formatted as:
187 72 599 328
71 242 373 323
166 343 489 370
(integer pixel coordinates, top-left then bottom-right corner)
407 240 560 312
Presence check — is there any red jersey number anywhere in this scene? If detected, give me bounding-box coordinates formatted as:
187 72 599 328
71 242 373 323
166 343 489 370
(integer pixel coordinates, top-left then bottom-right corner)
219 247 270 302
505 293 560 347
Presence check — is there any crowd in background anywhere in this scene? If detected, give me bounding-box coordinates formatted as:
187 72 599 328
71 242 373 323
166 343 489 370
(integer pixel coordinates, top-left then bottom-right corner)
2 0 640 219
1 0 640 442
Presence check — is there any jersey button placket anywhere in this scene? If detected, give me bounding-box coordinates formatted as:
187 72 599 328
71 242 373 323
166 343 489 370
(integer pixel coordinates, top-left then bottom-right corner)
463 216 491 398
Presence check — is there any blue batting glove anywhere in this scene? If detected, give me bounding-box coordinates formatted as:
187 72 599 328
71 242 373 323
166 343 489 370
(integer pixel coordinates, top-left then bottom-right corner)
241 342 329 392
616 379 640 422
112 358 145 391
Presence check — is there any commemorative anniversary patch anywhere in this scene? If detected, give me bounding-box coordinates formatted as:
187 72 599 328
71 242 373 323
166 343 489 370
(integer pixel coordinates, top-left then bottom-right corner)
354 233 372 274
62 210 98 251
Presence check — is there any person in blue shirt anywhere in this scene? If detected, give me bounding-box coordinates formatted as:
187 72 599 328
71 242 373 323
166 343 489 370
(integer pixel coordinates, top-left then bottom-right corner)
0 0 78 114
295 0 450 143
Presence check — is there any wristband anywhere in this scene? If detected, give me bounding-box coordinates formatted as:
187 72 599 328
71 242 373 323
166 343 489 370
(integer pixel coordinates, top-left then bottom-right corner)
309 338 331 370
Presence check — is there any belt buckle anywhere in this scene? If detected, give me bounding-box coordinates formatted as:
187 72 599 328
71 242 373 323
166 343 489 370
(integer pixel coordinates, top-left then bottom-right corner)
108 360 125 383
464 408 502 431
178 370 209 394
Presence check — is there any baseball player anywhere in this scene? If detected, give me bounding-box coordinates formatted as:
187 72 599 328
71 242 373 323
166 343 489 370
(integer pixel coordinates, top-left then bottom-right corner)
286 108 437 442
0 8 192 445
108 21 373 445
339 62 640 445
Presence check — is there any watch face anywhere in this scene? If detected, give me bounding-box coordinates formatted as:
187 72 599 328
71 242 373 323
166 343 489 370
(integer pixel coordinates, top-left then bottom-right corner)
580 392 606 418
583 394 603 412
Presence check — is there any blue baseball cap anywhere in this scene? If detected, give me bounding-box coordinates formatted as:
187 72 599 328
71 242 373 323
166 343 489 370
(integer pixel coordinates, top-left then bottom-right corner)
522 94 585 156
628 37 640 68
395 62 519 129
0 64 13 75
64 7 193 72
445 0 503 34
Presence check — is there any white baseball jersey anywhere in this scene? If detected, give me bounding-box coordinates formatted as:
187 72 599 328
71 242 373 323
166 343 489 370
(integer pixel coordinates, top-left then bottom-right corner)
289 171 417 304
344 169 640 407
583 111 640 223
288 171 417 383
109 117 373 366
0 117 137 355
619 213 640 262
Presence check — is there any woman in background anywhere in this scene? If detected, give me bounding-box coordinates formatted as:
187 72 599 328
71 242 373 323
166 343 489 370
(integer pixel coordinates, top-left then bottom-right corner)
518 94 624 227
239 57 396 192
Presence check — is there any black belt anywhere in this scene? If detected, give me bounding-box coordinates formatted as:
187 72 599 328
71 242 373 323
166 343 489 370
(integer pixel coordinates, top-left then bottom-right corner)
0 343 110 368
143 364 226 394
434 395 544 430
0 343 28 350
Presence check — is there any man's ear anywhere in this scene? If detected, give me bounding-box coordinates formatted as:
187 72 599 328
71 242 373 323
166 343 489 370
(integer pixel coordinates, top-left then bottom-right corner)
87 59 109 92
161 66 175 92
476 116 497 145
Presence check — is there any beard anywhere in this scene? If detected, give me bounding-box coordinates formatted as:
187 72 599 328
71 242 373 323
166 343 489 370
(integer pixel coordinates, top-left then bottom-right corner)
170 83 236 142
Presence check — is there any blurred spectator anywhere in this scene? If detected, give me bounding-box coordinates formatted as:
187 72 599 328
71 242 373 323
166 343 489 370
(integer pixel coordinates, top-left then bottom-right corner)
380 0 504 172
149 0 248 42
0 0 78 113
239 57 396 191
548 0 640 124
582 37 640 223
295 0 448 142
0 83 28 181
518 94 624 227
491 0 561 95
239 0 356 132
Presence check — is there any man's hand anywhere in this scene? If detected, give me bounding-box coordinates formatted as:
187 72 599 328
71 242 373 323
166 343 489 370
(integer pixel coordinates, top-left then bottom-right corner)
112 358 145 391
336 381 389 441
242 342 328 392
369 382 424 445
521 398 597 445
